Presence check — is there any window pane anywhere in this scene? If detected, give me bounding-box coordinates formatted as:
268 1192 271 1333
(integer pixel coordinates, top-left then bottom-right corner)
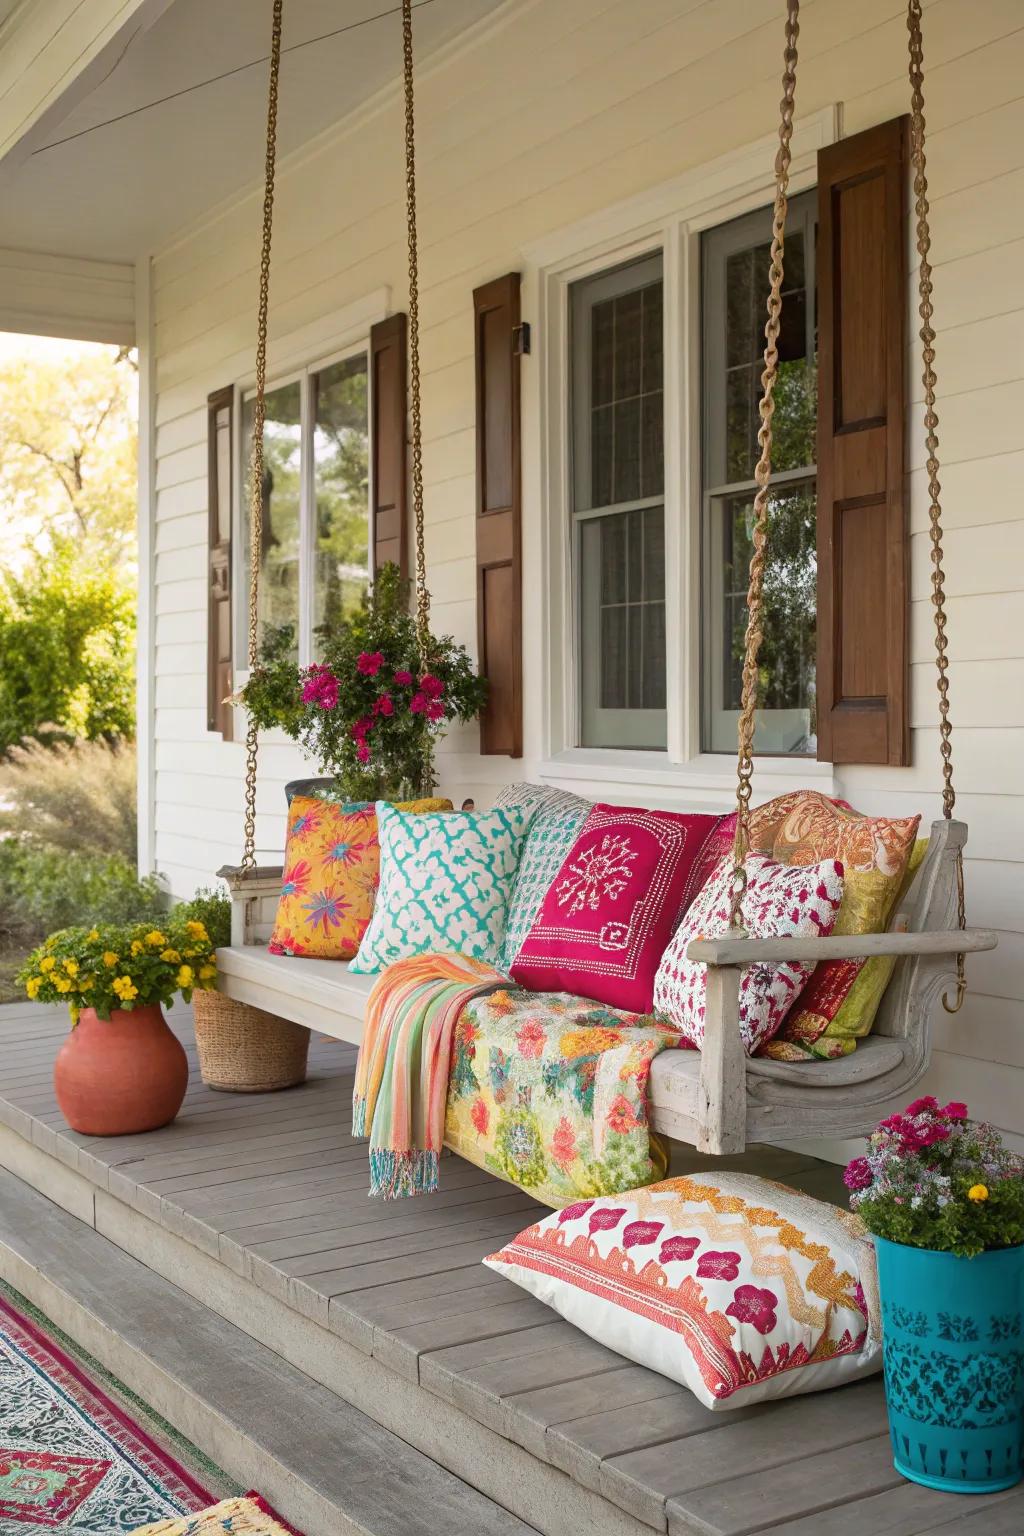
242 381 301 658
572 254 666 750
312 355 369 637
706 482 817 753
702 194 817 756
579 508 667 746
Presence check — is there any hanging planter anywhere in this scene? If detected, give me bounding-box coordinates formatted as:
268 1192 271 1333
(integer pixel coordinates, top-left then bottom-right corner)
238 563 486 805
846 1098 1024 1494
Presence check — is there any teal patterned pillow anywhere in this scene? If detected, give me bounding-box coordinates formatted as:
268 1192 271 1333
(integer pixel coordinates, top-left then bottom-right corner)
494 784 592 971
349 802 530 973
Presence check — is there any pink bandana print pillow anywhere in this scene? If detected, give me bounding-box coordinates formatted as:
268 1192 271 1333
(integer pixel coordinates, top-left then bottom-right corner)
509 804 725 1013
653 854 845 1054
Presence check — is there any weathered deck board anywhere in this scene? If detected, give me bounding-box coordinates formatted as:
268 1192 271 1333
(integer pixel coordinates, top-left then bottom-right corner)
0 1003 1013 1536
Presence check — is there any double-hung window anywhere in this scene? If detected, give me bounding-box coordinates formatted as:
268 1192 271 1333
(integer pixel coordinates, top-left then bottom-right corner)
238 349 370 666
563 191 817 762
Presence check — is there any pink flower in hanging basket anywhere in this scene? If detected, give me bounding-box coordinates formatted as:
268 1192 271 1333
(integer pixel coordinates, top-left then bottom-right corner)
351 716 373 741
420 673 445 699
425 699 445 723
409 692 427 715
394 669 414 686
374 692 394 717
356 741 371 764
301 663 339 710
357 650 384 677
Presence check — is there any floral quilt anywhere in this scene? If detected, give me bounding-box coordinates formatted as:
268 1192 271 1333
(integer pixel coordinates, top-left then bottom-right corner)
443 988 680 1207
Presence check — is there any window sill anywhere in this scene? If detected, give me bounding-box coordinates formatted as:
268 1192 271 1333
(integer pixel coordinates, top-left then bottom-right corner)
538 749 835 810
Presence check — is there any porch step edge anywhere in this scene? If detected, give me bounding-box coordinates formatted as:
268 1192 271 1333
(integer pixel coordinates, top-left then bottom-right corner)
0 1168 537 1536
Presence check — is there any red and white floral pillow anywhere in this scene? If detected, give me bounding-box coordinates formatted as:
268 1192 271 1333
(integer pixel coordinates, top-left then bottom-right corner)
485 1175 880 1410
653 854 845 1054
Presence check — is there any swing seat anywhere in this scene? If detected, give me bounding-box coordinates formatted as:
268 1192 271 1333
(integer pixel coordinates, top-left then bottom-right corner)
216 814 995 1156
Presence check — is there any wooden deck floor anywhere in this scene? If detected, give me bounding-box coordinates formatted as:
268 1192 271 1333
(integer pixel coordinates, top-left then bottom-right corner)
1 1000 1021 1536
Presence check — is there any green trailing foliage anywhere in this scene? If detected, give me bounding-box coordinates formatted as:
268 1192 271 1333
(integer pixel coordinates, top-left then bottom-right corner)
845 1097 1024 1259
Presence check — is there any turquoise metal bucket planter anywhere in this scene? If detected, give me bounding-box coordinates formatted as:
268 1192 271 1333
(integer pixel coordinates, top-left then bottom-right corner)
875 1235 1024 1493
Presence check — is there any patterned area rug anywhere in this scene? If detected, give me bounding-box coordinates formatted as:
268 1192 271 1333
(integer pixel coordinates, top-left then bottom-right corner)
0 1287 223 1533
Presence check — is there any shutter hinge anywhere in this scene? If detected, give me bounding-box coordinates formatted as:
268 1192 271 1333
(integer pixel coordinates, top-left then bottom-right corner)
512 321 531 356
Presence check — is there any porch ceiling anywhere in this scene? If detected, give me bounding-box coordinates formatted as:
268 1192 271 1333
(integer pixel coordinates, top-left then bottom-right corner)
0 0 504 265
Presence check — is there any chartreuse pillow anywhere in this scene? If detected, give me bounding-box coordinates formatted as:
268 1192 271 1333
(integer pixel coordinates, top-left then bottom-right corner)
348 802 530 973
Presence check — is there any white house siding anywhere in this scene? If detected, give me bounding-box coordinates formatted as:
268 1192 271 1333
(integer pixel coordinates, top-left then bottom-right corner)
144 0 1024 1148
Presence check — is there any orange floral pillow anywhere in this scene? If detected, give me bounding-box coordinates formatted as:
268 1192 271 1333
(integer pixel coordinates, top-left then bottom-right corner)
269 795 452 960
739 791 921 1055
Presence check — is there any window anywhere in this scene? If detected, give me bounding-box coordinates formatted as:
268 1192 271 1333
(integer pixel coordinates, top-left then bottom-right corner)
701 193 818 755
570 254 666 749
239 350 370 666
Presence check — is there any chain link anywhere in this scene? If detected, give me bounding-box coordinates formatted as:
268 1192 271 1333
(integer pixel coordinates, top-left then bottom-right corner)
241 0 284 872
401 0 431 663
728 0 799 932
907 0 966 1010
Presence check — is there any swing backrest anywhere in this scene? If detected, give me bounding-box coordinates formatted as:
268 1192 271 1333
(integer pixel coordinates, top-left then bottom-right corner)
873 817 966 1047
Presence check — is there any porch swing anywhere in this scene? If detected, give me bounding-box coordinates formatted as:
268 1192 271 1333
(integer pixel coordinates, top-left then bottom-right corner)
216 0 995 1156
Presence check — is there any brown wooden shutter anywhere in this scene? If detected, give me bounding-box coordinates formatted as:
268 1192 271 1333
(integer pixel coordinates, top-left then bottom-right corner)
370 313 408 576
816 116 910 766
474 273 523 757
206 385 234 739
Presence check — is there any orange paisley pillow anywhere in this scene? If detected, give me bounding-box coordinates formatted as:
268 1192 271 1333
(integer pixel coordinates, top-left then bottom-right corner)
269 795 452 960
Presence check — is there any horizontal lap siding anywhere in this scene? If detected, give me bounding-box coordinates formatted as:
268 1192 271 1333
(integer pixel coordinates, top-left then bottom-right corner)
148 0 1024 1143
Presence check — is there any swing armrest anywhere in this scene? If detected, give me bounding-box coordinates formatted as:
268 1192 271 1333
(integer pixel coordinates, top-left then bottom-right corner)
216 865 284 946
686 929 997 965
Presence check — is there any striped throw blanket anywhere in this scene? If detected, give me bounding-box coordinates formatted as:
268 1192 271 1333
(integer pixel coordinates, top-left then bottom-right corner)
352 954 507 1199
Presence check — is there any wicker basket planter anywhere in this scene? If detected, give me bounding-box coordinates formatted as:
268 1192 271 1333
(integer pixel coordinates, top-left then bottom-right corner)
192 989 310 1093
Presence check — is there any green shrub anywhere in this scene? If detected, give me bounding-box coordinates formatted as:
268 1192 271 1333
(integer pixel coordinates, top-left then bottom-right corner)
0 736 137 859
0 844 164 940
175 885 231 950
0 540 135 753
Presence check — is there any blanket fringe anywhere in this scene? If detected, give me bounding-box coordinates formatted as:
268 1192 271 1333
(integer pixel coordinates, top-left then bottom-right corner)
352 1094 368 1139
368 1147 439 1200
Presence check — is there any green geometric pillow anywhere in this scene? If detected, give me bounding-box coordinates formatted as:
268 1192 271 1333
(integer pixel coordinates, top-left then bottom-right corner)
494 784 592 971
349 802 530 973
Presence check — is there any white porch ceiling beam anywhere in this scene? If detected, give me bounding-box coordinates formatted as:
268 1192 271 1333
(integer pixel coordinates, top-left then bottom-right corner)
0 0 176 168
0 245 134 342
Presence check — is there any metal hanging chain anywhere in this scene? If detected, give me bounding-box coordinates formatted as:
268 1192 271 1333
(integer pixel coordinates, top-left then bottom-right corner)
401 0 431 663
241 0 284 872
728 0 800 932
907 0 967 1011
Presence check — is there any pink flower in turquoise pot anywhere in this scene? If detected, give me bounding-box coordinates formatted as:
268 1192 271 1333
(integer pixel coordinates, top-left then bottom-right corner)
357 650 384 676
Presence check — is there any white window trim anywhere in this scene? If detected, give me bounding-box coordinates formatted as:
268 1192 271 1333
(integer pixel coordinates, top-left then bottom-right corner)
524 108 839 804
229 288 390 689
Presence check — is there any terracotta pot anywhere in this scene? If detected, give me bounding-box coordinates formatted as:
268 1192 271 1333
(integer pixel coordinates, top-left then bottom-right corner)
53 1004 189 1136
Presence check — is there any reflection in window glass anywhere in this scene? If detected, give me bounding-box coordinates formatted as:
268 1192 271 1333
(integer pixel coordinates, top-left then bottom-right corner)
242 381 302 659
702 193 818 755
572 254 666 750
313 355 369 636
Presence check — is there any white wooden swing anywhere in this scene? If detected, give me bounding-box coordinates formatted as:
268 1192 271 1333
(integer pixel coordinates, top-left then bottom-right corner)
218 0 995 1155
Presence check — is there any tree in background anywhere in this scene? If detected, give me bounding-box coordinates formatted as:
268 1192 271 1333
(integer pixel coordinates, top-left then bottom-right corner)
0 338 137 752
0 539 135 752
0 344 137 567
